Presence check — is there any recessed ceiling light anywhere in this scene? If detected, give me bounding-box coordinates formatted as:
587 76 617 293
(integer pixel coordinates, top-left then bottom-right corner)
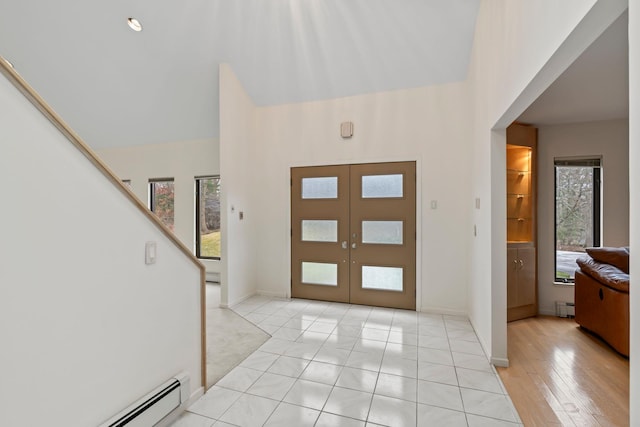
127 17 143 32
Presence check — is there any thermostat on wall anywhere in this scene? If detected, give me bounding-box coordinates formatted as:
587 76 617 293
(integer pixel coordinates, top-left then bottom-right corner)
340 121 354 138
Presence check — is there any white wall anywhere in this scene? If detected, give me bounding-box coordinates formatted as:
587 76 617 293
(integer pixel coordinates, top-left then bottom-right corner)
220 64 472 313
0 72 203 425
219 64 259 307
97 139 221 279
537 119 629 315
466 0 626 365
628 2 638 425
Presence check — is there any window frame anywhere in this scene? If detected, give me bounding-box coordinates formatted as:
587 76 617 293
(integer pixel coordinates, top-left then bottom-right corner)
553 158 601 283
195 176 221 260
149 178 175 231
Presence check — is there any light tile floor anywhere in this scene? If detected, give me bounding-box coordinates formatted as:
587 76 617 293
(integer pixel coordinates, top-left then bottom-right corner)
171 296 523 427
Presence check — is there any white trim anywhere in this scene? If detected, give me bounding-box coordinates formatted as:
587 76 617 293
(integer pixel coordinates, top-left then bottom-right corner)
257 289 289 299
419 306 467 317
491 357 510 368
156 386 204 427
538 309 557 317
227 291 258 308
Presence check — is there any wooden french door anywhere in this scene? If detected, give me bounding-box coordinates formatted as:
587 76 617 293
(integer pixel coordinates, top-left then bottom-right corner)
291 161 416 310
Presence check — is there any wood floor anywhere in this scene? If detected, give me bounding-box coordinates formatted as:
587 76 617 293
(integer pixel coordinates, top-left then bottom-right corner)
497 316 629 427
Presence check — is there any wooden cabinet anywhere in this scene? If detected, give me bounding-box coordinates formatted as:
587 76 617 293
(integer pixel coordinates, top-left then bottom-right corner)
507 246 536 320
507 123 537 322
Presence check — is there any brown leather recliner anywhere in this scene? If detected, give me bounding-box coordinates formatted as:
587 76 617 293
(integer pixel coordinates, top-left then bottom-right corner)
575 247 629 356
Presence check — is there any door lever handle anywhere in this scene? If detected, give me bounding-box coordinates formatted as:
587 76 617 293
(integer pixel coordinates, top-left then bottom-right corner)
352 242 357 249
342 241 348 249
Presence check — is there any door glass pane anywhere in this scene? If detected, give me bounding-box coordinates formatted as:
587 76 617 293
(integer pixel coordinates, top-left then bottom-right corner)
302 177 338 199
362 221 403 245
362 174 403 198
362 266 403 291
302 262 338 286
302 220 338 242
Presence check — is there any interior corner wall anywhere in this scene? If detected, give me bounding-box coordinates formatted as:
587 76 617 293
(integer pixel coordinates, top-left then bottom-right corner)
219 63 259 307
466 0 626 363
97 139 221 277
628 2 638 425
248 82 472 314
537 119 629 315
0 70 202 425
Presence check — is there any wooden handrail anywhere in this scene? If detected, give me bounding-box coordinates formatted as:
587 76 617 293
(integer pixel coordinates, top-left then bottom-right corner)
0 56 207 390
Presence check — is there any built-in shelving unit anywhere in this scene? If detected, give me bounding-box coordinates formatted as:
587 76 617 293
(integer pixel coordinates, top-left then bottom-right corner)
506 123 537 322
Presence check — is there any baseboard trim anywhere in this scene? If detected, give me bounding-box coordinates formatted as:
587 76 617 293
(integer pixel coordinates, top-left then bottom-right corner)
257 289 289 299
419 306 468 317
228 292 257 308
538 309 556 316
156 386 204 427
491 357 510 368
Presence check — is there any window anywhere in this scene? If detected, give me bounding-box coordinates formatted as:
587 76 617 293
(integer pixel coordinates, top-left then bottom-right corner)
196 176 221 259
554 158 601 282
149 178 175 231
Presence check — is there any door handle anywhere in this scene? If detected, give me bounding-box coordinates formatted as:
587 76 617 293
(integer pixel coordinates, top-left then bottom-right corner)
342 241 348 249
352 242 357 249
519 259 524 269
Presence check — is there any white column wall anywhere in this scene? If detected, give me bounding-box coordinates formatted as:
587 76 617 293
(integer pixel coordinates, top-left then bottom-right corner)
0 70 203 426
467 0 626 364
219 64 260 307
628 2 638 424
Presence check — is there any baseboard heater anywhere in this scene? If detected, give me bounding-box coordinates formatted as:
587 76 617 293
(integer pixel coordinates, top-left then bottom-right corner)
99 373 190 427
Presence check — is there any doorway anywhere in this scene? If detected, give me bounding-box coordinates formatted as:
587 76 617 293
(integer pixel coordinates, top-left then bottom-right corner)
291 161 416 310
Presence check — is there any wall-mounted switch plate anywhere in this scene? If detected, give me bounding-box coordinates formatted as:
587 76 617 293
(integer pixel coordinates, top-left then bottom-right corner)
475 198 481 209
430 200 437 209
145 241 157 265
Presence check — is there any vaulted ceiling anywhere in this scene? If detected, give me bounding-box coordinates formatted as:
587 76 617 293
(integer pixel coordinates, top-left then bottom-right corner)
0 0 480 149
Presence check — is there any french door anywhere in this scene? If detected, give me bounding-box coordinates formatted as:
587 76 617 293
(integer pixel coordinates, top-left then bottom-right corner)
291 161 416 310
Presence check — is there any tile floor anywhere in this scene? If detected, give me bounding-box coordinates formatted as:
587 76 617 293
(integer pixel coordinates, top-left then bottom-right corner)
171 296 523 427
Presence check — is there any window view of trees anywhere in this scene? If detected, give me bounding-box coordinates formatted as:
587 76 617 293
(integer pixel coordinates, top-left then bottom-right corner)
196 177 221 259
149 179 175 231
555 163 600 281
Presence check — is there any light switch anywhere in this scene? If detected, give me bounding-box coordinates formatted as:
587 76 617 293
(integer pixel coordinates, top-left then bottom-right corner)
239 211 244 220
145 241 157 265
475 198 481 209
430 200 437 209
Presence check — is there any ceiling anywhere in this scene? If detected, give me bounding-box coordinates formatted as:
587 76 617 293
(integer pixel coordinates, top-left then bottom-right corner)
0 0 480 149
518 11 628 126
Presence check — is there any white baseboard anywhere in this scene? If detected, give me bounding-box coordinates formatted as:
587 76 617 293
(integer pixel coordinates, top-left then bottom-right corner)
491 357 509 368
257 289 289 299
419 306 468 317
156 386 205 427
228 292 258 308
205 272 220 283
